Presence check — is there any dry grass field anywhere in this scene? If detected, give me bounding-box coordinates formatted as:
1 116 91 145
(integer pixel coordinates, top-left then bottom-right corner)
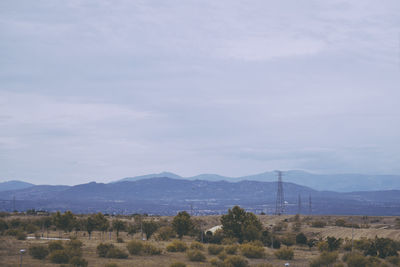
1 214 400 267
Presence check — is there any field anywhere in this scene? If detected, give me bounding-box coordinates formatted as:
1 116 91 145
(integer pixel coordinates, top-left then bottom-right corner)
1 213 400 267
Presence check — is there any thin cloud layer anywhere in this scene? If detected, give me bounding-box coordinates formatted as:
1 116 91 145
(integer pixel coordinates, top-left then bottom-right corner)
0 0 399 184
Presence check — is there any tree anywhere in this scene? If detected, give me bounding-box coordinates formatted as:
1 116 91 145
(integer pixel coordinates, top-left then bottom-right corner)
84 216 97 239
112 219 126 238
94 213 109 239
142 220 159 240
296 232 308 245
172 211 193 238
221 206 262 243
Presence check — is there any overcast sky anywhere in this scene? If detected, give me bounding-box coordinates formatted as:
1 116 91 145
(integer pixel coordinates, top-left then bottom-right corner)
1 0 400 185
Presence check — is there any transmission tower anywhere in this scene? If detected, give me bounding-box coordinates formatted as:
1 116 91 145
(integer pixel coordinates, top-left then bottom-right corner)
298 194 302 214
274 171 284 215
308 194 312 215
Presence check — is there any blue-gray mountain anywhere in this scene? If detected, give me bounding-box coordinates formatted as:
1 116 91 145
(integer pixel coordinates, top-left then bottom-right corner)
0 180 34 192
1 177 400 216
117 171 400 192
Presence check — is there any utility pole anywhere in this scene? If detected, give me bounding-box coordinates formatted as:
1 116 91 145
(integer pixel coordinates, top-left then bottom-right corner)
274 171 284 215
298 194 301 214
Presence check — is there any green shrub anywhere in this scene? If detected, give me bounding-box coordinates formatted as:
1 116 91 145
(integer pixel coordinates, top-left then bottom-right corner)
106 247 128 259
187 250 206 261
310 251 338 267
190 241 204 250
387 255 400 265
117 237 124 243
343 252 368 267
29 244 49 260
225 244 238 254
157 226 176 241
49 250 70 264
274 247 294 260
208 244 224 255
69 256 88 267
105 263 119 267
218 251 227 261
252 264 273 267
142 243 162 255
311 221 326 228
127 240 143 255
167 240 188 252
169 262 186 267
335 219 346 227
296 232 307 245
240 244 265 259
210 258 224 266
48 241 64 252
97 243 114 257
223 255 249 267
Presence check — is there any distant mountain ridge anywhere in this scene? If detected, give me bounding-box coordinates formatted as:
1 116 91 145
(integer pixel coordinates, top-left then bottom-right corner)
0 180 34 192
1 177 400 216
116 170 400 192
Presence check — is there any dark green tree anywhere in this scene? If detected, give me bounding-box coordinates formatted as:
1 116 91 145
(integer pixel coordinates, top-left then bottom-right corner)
112 219 126 238
172 211 193 238
142 220 159 240
221 206 262 243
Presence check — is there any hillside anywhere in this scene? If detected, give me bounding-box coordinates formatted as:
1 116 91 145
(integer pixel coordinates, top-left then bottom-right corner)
1 177 400 216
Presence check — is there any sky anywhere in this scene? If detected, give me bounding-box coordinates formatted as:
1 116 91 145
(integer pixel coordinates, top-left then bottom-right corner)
1 0 400 185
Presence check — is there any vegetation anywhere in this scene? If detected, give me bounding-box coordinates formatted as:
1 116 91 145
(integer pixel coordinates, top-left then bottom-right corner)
274 247 294 260
172 211 193 238
186 249 206 261
167 240 188 252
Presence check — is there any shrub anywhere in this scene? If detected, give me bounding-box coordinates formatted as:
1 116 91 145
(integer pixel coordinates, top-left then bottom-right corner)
343 252 368 267
387 255 400 265
296 232 307 245
127 240 143 255
69 256 88 267
223 255 249 267
280 233 296 247
157 226 176 241
48 241 64 252
142 243 162 255
117 237 124 243
335 219 347 227
16 231 27 240
208 244 224 255
29 244 49 260
240 244 265 259
210 258 224 267
225 244 238 254
49 250 70 264
106 247 128 259
170 262 186 267
309 251 338 267
327 236 342 251
218 251 227 261
222 237 237 245
105 263 119 267
187 250 206 261
274 247 294 260
167 240 188 252
65 239 83 258
97 243 114 257
311 221 326 228
190 241 204 250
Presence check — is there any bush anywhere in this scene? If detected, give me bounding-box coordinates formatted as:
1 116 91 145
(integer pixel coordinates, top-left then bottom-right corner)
387 255 400 265
218 251 227 261
311 221 326 228
274 247 294 260
309 251 338 267
29 244 49 260
105 263 119 267
97 243 114 257
343 252 368 267
187 250 206 261
169 262 186 267
48 241 64 252
224 255 249 267
190 241 204 250
335 219 347 227
65 239 83 258
240 244 265 259
167 240 188 252
127 240 143 255
225 244 238 254
157 226 176 241
296 232 307 245
49 250 70 264
117 237 124 243
69 256 88 267
142 243 162 255
208 244 224 255
106 247 128 259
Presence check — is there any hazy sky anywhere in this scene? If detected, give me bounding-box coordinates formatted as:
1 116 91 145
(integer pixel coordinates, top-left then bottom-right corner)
1 0 400 185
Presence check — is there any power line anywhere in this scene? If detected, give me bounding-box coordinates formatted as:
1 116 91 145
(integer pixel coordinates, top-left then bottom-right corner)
274 171 284 215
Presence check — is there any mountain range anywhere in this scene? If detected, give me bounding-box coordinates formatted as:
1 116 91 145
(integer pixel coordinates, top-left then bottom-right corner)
1 176 400 216
116 170 400 192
